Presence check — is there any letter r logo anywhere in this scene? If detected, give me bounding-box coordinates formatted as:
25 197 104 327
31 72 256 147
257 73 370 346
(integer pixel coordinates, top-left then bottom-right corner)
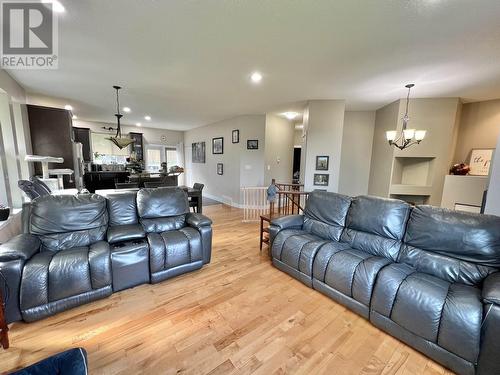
2 2 53 54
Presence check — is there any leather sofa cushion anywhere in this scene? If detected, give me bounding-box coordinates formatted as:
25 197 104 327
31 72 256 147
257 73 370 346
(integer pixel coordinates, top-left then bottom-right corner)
341 195 410 261
147 227 203 273
271 229 329 277
30 194 108 251
106 192 138 225
137 187 188 219
303 191 351 241
400 206 500 284
107 224 145 244
371 263 482 363
20 242 111 311
313 247 391 307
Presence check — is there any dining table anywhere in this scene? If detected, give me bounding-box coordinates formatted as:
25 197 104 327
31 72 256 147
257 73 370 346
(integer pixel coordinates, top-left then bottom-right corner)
95 185 203 213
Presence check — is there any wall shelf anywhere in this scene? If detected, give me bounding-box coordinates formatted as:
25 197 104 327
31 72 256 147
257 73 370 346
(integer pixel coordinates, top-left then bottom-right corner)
389 184 433 196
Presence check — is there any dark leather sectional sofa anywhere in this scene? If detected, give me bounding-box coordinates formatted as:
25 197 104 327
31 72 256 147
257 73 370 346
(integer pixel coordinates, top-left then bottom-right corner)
0 187 212 323
270 191 500 375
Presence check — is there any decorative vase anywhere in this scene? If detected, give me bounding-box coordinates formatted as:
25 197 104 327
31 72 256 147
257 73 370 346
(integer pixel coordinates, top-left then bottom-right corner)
449 163 470 175
0 207 10 221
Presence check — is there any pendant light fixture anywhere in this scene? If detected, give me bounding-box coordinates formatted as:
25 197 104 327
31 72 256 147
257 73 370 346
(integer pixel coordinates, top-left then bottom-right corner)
106 85 135 149
386 84 426 150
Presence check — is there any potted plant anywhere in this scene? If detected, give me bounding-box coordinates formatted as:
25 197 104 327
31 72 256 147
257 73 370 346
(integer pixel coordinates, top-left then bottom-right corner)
0 204 9 221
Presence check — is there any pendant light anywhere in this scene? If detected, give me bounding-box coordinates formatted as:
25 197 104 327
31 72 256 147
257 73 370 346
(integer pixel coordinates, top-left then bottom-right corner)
106 85 135 149
386 84 427 150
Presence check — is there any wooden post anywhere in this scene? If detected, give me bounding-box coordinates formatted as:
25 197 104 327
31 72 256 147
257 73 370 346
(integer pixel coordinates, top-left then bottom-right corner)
0 287 9 349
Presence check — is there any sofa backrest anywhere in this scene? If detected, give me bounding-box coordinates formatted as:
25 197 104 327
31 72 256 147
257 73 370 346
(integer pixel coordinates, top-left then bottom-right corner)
341 195 411 261
303 191 351 241
29 194 108 251
106 191 139 226
401 205 500 285
136 187 189 233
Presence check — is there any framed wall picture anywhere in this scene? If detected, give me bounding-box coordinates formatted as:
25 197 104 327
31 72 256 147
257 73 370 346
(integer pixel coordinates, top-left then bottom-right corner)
469 148 494 176
247 140 258 150
217 163 223 175
316 155 329 170
232 129 239 144
192 142 206 163
212 137 224 154
313 173 329 186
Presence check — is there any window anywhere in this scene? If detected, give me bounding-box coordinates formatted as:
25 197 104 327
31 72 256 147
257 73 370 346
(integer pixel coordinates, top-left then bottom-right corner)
146 148 162 172
165 147 178 170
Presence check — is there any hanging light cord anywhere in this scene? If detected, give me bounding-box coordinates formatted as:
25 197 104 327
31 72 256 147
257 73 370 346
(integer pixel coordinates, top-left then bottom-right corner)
404 85 411 117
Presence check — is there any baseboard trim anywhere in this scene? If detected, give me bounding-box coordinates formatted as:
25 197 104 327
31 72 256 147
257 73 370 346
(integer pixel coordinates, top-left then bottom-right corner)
203 192 244 209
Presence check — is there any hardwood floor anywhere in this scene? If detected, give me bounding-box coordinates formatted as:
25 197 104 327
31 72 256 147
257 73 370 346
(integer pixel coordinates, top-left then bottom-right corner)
0 204 453 375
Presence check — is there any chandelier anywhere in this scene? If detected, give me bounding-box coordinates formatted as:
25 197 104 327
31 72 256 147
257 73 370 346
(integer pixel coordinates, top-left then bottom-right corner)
106 85 135 149
386 84 426 150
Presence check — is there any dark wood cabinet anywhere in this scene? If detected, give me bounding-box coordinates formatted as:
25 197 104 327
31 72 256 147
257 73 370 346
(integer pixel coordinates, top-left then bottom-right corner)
84 171 130 193
129 132 144 161
27 105 75 188
73 127 91 162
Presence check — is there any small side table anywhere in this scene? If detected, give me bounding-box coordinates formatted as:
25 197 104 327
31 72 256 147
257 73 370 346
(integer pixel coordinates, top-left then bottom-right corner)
0 287 9 349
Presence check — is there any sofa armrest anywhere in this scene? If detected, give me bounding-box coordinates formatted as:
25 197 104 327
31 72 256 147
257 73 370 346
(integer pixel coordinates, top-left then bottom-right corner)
270 214 304 230
0 234 40 262
107 224 145 244
483 272 500 305
185 213 212 264
186 213 212 229
269 215 304 246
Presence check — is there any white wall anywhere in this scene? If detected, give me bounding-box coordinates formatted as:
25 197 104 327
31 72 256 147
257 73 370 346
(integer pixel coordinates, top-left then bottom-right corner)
0 71 30 208
264 114 294 185
303 100 346 192
73 120 184 148
339 111 376 196
485 132 500 216
368 101 400 197
184 115 265 206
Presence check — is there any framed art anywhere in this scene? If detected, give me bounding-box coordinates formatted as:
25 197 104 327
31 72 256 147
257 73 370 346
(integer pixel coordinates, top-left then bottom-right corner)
217 163 223 175
192 142 206 163
313 173 329 186
316 155 329 170
232 129 239 144
247 140 258 150
212 137 224 154
469 148 494 176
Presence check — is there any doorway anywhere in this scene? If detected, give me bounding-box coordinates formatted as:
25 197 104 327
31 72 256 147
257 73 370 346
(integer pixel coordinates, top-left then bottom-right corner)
293 147 301 184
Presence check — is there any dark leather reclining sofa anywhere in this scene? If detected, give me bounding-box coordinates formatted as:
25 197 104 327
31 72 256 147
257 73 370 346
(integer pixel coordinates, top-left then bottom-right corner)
0 187 212 323
270 191 500 375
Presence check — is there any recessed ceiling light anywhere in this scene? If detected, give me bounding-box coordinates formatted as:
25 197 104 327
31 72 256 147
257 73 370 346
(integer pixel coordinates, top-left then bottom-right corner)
282 112 300 120
72 115 77 120
250 71 263 83
123 107 131 113
64 104 73 111
136 122 142 127
144 115 151 121
42 0 65 13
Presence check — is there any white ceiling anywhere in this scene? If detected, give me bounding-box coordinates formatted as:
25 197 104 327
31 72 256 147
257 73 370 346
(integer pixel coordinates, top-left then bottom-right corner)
9 0 500 130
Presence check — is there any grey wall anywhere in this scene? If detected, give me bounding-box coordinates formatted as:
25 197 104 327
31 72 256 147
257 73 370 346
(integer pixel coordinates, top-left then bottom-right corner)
184 115 265 206
264 114 294 185
368 101 400 197
303 100 346 192
453 99 500 164
339 111 376 196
